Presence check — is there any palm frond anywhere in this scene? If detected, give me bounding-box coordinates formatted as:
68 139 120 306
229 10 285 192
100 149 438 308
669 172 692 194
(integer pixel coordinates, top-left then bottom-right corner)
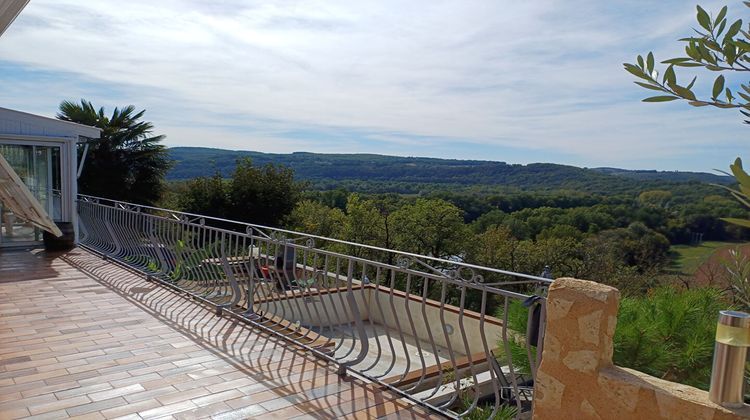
56 98 172 205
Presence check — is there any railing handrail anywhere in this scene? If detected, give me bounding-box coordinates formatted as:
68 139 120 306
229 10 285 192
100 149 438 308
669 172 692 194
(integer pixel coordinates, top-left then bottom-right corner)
77 195 549 418
77 193 553 285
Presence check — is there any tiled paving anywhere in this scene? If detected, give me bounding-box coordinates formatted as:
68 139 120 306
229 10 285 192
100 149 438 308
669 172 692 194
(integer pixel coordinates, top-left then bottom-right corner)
0 248 436 419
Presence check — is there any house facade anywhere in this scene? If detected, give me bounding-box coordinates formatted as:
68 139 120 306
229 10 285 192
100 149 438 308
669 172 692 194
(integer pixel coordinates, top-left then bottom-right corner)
0 107 100 247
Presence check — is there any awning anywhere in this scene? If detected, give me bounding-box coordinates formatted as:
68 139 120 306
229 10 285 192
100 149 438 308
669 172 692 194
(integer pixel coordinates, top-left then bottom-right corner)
0 153 62 237
0 0 29 37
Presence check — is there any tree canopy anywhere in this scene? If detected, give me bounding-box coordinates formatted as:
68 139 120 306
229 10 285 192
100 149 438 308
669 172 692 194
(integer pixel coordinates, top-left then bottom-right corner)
176 158 303 227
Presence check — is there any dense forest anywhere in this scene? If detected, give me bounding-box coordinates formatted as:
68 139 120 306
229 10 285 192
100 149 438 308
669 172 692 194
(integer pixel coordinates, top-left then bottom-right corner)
164 149 748 254
167 147 732 194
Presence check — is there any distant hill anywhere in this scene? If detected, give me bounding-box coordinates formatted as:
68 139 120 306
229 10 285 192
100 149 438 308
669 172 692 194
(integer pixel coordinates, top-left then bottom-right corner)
592 167 730 184
166 147 733 194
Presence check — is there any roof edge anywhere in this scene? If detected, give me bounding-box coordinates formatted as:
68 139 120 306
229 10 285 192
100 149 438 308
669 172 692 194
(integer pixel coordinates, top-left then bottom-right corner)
0 107 102 139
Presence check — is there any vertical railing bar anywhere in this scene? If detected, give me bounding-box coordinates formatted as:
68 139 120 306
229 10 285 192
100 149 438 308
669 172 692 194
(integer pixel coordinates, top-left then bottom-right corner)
299 244 334 346
223 232 242 308
317 253 340 350
501 297 523 414
359 262 385 373
196 223 215 293
279 241 312 340
342 258 370 370
250 237 271 322
205 228 221 299
387 268 412 384
333 256 357 360
234 235 251 313
436 279 461 410
184 220 204 292
288 241 317 341
369 266 399 378
416 276 445 401
271 240 294 338
456 285 480 417
247 233 260 319
179 221 202 293
478 290 503 419
401 273 429 393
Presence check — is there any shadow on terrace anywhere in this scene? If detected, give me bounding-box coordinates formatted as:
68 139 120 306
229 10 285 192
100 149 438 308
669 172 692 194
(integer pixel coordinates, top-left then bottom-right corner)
1 195 552 419
0 248 433 419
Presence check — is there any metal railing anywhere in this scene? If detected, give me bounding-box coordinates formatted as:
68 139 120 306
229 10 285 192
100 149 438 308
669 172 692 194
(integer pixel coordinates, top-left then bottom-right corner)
77 195 552 418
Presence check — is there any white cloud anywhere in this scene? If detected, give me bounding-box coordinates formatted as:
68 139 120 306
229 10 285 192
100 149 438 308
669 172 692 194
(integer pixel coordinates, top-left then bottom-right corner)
0 0 746 170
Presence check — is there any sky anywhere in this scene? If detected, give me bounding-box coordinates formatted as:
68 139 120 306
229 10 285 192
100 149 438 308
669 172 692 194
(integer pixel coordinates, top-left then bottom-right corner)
0 0 748 171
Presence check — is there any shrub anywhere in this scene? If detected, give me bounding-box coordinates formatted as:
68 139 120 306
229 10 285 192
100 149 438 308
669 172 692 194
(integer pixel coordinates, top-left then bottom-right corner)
613 286 727 389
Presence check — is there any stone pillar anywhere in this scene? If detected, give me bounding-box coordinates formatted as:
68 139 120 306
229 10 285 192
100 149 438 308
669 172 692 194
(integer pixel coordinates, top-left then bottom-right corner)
532 278 620 418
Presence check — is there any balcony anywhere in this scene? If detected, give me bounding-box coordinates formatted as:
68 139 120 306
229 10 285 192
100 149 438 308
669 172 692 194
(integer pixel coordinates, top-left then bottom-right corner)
0 196 550 419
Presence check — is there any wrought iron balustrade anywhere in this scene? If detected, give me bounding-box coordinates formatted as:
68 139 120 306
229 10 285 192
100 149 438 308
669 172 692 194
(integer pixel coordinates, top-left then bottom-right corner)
77 194 551 419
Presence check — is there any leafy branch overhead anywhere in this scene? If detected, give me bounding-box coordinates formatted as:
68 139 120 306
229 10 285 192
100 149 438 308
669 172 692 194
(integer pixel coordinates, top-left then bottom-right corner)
625 1 750 230
624 3 750 120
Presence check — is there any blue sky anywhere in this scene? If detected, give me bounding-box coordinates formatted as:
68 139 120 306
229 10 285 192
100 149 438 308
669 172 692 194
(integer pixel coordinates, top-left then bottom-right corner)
1 0 748 171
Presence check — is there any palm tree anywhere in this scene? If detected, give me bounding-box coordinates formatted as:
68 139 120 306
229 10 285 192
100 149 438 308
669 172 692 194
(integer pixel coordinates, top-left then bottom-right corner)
57 99 171 205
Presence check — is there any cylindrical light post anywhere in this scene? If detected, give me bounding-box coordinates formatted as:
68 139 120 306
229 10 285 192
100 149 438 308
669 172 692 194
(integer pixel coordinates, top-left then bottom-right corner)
709 310 750 408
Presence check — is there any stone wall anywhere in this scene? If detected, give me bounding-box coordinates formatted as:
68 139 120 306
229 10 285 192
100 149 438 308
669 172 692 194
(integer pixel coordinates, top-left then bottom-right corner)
532 277 750 419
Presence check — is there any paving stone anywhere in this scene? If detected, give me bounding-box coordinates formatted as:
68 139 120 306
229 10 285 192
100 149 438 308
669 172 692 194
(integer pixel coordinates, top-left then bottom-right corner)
0 249 432 420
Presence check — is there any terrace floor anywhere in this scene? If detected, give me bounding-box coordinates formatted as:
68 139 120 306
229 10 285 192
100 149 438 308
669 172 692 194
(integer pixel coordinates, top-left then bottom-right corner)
0 248 435 419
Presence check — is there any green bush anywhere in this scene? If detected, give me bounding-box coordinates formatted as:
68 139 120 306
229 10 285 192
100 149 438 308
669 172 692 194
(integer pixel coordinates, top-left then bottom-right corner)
613 286 727 389
460 401 517 420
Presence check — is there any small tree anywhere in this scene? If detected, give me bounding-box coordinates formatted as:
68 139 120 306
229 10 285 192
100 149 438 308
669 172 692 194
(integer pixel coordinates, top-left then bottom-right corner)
391 198 468 259
177 159 303 227
175 172 230 219
341 194 386 258
228 158 303 227
467 225 520 271
286 200 346 239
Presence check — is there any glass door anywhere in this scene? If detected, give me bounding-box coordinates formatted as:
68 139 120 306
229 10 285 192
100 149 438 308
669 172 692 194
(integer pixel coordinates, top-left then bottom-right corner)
0 144 61 245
